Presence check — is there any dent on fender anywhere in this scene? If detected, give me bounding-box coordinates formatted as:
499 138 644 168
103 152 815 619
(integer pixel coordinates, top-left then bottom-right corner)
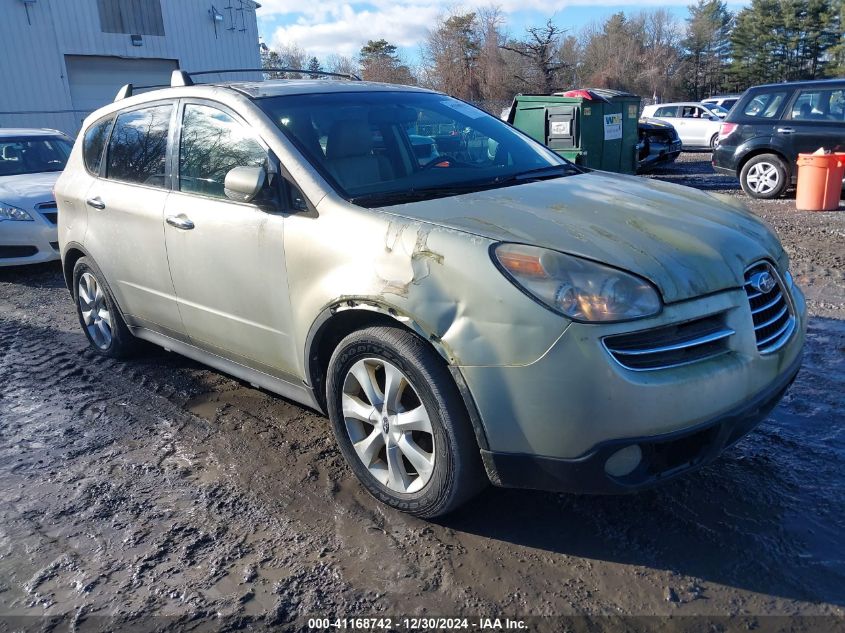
305 215 567 370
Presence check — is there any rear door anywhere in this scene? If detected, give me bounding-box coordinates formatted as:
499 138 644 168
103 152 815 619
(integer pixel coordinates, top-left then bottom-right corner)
83 101 186 340
784 85 845 156
163 100 298 378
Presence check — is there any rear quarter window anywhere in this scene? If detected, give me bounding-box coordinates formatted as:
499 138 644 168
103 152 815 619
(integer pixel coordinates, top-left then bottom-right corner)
83 117 113 175
106 104 173 187
742 91 787 119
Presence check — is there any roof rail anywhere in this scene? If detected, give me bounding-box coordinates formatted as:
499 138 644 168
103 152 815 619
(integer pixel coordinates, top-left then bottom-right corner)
171 67 362 86
114 82 173 101
114 84 133 101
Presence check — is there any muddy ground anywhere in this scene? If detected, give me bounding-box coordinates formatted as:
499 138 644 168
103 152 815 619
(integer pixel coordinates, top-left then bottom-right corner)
0 154 843 631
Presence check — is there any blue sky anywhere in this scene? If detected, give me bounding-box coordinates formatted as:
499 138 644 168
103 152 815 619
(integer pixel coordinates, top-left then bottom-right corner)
256 0 750 64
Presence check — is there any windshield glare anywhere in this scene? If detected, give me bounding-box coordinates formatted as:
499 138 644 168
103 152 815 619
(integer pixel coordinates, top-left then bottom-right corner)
0 137 71 176
258 91 571 205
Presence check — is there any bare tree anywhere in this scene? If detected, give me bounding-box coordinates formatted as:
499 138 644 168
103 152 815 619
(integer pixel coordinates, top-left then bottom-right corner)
500 20 567 94
325 54 360 78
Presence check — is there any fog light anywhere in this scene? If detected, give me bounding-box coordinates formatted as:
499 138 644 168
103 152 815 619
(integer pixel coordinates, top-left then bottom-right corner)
604 445 642 478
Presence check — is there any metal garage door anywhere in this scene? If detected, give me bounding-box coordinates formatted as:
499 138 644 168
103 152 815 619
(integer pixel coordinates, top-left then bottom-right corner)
65 55 178 116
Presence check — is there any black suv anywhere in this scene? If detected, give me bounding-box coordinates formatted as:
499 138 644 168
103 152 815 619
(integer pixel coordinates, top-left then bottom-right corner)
713 78 845 199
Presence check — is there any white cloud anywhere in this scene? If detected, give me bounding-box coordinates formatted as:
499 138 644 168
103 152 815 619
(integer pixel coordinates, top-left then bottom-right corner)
260 0 698 59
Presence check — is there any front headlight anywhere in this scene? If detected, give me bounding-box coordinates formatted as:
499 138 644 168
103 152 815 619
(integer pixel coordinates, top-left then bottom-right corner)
0 204 34 222
493 243 662 322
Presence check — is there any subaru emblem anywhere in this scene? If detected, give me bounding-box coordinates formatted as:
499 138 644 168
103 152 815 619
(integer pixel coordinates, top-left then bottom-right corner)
750 271 776 294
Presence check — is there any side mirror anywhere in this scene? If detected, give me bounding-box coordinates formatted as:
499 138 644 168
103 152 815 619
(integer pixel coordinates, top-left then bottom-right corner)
224 166 266 203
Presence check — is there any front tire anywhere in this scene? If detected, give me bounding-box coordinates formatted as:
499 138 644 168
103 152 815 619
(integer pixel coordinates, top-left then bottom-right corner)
73 257 137 357
740 154 789 199
326 326 485 518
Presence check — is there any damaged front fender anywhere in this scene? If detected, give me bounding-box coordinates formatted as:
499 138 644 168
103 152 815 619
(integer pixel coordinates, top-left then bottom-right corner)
284 195 569 380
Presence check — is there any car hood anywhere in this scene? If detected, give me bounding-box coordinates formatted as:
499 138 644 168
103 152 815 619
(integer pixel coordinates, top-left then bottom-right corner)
639 117 676 131
384 171 784 304
0 172 60 208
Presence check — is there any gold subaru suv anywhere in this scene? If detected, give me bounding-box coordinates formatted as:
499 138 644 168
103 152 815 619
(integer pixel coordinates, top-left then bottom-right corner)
55 71 806 517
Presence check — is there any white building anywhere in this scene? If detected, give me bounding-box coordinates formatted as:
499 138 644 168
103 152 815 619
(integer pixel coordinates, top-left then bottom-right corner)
0 0 262 135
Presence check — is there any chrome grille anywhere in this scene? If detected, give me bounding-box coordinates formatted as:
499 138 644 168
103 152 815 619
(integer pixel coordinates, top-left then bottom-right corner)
744 262 795 354
603 313 734 371
36 201 58 225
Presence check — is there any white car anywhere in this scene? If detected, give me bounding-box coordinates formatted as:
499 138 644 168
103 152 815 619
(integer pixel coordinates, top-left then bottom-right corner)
0 129 72 266
702 95 741 111
641 102 724 150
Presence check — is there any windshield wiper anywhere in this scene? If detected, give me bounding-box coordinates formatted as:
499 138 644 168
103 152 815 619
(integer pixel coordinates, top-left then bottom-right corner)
350 185 483 207
349 165 581 207
493 164 580 183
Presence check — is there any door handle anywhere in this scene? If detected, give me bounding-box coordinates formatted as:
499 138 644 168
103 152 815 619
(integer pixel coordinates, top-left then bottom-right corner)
777 127 794 134
86 197 105 210
166 214 195 230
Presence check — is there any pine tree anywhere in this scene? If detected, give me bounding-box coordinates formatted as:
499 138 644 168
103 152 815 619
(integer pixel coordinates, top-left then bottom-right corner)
728 0 840 88
359 40 415 84
307 56 322 79
683 0 732 99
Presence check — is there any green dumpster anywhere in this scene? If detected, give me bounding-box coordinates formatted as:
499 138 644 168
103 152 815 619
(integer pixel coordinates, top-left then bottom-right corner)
506 89 641 175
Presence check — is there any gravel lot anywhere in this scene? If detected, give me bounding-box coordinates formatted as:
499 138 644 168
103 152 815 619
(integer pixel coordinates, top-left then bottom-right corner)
1 154 843 630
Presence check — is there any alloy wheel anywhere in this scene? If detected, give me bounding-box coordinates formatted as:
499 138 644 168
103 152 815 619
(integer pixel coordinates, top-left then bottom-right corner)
78 272 112 349
341 357 435 493
746 162 780 195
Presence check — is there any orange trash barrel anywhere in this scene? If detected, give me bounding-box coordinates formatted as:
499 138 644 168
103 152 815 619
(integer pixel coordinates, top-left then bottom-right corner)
796 152 844 211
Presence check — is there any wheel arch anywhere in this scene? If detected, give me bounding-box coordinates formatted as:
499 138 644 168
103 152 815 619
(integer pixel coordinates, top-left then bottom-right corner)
62 241 89 294
304 299 490 450
736 147 792 180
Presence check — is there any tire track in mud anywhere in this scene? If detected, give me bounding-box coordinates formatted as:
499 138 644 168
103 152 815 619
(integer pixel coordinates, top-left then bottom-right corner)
0 313 384 626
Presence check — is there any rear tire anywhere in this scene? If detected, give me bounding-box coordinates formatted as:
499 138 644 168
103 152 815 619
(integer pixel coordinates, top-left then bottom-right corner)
73 257 137 358
740 154 789 199
326 326 486 518
709 133 719 150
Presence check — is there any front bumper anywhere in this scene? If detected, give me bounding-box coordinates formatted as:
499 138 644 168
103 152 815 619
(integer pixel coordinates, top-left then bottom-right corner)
0 218 59 267
459 280 807 493
481 350 801 493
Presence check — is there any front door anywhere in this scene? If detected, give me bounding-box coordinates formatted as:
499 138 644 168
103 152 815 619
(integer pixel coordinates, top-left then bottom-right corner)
677 105 709 146
163 101 298 378
84 102 187 340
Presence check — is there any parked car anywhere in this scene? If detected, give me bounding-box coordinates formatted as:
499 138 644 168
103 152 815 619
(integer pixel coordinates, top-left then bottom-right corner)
0 128 72 266
641 102 724 149
706 104 731 119
702 95 742 111
713 78 845 199
56 71 806 518
637 117 682 172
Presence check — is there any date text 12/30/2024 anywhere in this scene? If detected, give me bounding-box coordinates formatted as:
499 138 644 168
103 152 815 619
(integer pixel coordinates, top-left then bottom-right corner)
308 618 528 630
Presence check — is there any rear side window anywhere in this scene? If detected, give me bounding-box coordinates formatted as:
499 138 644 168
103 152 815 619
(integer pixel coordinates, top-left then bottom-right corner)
178 103 267 199
83 117 112 175
742 92 787 119
654 106 677 117
791 88 845 122
106 104 172 187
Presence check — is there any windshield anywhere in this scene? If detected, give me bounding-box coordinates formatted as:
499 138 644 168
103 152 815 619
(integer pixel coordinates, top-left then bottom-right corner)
708 104 729 116
0 137 71 176
258 91 576 206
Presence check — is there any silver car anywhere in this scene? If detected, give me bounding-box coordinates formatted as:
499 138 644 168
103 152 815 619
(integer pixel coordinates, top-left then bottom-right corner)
55 72 806 517
641 102 724 150
0 129 71 266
